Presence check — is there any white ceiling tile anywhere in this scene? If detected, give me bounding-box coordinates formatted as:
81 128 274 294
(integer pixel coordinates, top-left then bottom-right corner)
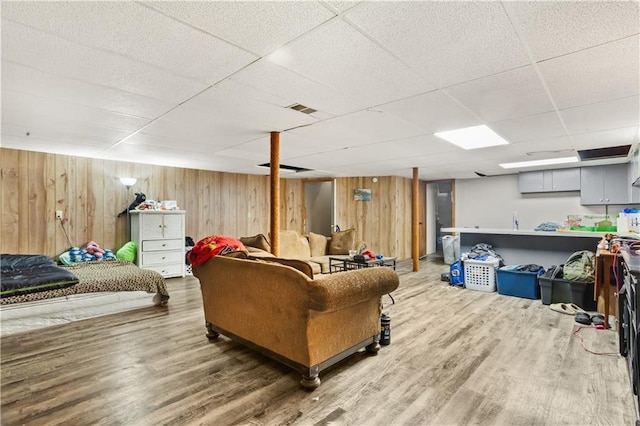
560 96 640 134
2 20 207 103
505 1 640 61
2 62 174 118
181 87 319 132
324 2 364 14
345 1 530 87
1 90 149 132
144 1 336 56
444 66 555 122
1 122 128 150
511 137 574 157
267 19 435 107
218 59 371 116
2 109 132 144
539 36 640 109
288 110 426 148
110 140 260 173
2 1 257 84
489 111 566 143
569 127 639 151
378 90 482 133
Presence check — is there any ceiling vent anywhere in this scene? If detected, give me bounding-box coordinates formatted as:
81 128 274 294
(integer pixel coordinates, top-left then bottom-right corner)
577 145 631 161
287 103 317 115
257 163 312 173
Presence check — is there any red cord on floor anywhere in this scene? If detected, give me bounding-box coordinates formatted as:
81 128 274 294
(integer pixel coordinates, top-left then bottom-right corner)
572 325 619 356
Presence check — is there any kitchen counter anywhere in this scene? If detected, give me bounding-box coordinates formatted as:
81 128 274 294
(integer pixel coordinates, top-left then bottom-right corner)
440 227 602 266
441 227 609 238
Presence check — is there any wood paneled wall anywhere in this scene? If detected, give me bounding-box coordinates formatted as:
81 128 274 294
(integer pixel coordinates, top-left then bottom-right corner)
334 176 413 260
1 148 414 260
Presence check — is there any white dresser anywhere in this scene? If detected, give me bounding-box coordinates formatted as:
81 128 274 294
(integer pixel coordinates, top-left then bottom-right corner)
130 210 186 278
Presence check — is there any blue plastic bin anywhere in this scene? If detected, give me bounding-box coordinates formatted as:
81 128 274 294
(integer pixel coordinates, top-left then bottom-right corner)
496 267 544 299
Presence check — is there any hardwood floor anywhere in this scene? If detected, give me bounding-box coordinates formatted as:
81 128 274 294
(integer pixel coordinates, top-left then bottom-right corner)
1 257 636 425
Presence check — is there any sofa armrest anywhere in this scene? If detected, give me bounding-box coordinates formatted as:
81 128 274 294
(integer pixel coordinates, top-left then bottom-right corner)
307 268 399 312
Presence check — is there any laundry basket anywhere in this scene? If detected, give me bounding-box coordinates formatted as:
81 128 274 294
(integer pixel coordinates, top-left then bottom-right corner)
464 258 500 292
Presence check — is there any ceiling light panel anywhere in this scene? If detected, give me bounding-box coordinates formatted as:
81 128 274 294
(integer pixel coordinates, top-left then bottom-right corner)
499 157 578 169
434 125 509 150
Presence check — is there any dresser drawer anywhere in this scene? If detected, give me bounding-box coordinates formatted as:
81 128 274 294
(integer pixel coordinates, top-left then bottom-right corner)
142 239 183 251
142 250 184 265
143 263 184 278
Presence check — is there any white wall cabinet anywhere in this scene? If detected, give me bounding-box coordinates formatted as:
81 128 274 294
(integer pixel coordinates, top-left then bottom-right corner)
518 168 580 193
130 210 186 278
580 164 630 205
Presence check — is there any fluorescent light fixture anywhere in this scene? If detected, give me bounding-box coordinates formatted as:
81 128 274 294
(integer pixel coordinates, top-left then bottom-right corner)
434 125 509 150
499 156 578 169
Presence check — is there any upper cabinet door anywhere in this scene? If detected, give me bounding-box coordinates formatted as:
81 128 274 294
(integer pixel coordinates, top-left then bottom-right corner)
519 168 580 193
551 168 581 191
581 164 630 205
518 171 545 193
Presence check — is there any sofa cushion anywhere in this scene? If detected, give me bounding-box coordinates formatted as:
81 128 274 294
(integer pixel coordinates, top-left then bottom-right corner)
279 230 312 259
250 256 314 279
240 234 270 252
308 232 328 257
328 229 356 255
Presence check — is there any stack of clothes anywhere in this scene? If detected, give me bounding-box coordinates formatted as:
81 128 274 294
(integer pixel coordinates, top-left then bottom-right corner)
460 243 505 267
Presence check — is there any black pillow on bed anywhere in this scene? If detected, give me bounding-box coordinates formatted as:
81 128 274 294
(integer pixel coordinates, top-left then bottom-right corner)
1 254 79 298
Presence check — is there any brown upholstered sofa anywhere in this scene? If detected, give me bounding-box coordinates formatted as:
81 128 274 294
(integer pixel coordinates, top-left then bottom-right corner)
193 254 399 389
239 229 366 275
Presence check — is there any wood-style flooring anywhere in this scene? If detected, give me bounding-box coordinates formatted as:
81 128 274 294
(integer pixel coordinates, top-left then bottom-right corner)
1 257 637 425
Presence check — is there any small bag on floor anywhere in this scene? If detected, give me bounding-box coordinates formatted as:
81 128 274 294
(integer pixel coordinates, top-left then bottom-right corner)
450 260 464 286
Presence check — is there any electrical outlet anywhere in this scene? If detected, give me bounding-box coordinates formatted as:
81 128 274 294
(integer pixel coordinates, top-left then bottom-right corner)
56 210 63 219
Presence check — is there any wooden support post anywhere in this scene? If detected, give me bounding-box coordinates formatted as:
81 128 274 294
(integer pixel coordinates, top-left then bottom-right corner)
270 132 280 257
412 167 419 272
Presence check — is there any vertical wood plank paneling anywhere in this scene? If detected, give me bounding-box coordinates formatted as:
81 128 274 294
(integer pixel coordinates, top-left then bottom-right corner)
86 158 102 248
55 154 70 251
28 151 46 254
1 148 415 260
1 149 20 253
75 157 89 247
44 153 57 256
17 151 31 253
102 160 118 251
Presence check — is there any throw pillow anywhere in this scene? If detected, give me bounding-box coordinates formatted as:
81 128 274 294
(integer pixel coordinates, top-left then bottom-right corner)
239 234 270 252
116 241 137 262
308 232 328 257
328 228 356 255
58 251 74 265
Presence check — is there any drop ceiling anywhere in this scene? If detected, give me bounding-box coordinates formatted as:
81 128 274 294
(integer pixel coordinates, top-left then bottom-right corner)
1 1 639 180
